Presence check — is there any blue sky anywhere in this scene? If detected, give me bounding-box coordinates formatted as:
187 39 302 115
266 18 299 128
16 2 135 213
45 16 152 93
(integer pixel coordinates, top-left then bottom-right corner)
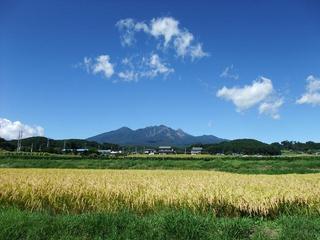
1 0 320 143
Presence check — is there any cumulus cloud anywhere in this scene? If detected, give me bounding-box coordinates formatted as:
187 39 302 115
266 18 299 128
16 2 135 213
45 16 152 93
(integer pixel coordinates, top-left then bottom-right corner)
217 77 274 111
116 17 208 60
0 118 44 140
150 17 180 46
83 55 114 79
220 65 239 80
297 75 320 106
216 77 283 119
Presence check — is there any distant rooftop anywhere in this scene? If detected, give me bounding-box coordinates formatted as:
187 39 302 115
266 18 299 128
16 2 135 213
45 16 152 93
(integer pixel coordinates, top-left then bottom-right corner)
158 146 172 149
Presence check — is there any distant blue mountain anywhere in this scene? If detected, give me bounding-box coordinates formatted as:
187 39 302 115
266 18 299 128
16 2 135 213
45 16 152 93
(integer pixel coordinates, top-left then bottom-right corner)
87 125 225 146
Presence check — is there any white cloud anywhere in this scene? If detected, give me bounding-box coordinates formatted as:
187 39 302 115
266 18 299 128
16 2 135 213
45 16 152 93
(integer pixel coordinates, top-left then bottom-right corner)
217 77 274 111
92 55 114 78
259 98 283 119
174 31 194 57
0 118 44 140
80 16 207 83
117 54 174 82
190 43 208 60
148 54 174 77
150 17 180 46
115 18 137 46
83 55 114 79
297 75 320 106
116 17 208 60
220 65 239 80
118 71 138 82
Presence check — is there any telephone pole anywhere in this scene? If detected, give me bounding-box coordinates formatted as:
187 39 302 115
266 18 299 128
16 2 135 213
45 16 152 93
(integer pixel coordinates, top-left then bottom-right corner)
17 130 23 152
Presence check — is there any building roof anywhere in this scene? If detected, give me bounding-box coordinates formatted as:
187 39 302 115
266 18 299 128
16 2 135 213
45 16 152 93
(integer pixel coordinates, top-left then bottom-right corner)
191 147 203 151
158 146 172 149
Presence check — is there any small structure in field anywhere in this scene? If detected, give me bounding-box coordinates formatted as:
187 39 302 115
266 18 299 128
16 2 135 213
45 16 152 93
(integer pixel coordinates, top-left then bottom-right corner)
62 148 89 153
144 149 156 154
158 146 175 154
98 149 112 155
191 147 203 155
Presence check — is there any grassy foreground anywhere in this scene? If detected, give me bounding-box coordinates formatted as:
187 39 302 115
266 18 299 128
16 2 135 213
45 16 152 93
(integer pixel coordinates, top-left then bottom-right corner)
1 207 320 240
1 154 320 174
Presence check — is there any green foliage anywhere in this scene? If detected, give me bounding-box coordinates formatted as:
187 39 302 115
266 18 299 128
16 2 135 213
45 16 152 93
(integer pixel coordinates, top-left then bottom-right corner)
276 140 320 153
200 139 281 155
1 137 120 153
0 208 319 240
1 154 320 174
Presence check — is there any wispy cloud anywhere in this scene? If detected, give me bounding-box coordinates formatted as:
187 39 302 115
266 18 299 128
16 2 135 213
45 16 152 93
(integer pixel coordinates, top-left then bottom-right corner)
259 98 283 119
220 65 239 80
117 54 174 82
0 118 44 140
146 54 174 77
118 71 138 82
116 18 148 46
116 16 208 60
216 76 283 119
79 16 207 83
297 75 320 106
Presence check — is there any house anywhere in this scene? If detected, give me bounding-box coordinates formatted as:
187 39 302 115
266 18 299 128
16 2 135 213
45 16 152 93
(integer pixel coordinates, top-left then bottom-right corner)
111 150 122 154
98 149 112 155
62 148 88 153
76 148 89 153
158 146 175 154
191 147 203 155
144 149 156 154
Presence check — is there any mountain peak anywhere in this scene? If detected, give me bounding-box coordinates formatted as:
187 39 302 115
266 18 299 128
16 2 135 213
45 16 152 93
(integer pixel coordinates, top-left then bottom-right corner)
117 126 132 131
87 125 225 146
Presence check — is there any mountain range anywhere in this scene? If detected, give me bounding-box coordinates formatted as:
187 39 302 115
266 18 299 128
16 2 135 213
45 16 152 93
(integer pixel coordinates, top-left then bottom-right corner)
87 125 225 146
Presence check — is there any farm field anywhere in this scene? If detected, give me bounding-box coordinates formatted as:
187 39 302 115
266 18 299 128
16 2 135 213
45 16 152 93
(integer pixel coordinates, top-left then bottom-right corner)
1 158 320 239
1 168 320 216
1 153 320 174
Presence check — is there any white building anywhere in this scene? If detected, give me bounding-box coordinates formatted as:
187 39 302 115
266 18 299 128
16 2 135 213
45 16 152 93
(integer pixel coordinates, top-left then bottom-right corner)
98 149 112 155
191 147 203 155
144 149 156 154
158 146 175 154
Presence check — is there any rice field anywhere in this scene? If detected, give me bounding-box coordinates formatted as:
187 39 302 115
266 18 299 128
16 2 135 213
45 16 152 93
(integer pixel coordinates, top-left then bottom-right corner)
0 168 320 217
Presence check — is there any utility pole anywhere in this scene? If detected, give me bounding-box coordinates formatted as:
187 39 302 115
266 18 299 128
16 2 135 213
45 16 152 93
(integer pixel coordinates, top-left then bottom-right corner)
184 147 186 154
47 138 50 148
17 130 23 152
30 143 33 153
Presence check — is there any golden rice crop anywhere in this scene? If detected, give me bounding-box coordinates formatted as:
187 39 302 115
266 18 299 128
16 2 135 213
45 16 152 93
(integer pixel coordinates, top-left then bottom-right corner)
0 168 319 216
